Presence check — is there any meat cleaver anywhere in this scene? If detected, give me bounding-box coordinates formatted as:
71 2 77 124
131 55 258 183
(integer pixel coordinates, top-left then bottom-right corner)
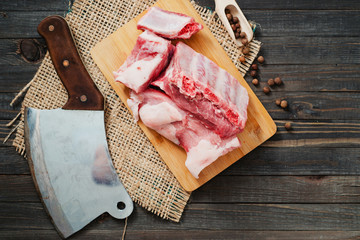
24 16 133 238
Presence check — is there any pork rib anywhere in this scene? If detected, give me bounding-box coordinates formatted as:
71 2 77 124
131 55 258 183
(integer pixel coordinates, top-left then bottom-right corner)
152 42 249 138
113 31 174 93
128 89 241 178
137 7 203 39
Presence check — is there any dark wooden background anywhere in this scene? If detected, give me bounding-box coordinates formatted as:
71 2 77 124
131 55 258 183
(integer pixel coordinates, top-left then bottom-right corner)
1 0 360 239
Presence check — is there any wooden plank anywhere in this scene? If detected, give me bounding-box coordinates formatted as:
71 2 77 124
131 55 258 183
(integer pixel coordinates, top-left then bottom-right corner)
0 11 64 39
0 39 27 65
1 64 360 93
2 175 360 203
91 0 276 191
69 230 360 240
2 37 359 67
256 37 360 65
246 64 360 92
267 120 360 147
0 93 21 120
1 10 360 38
1 230 360 240
0 65 40 93
1 120 359 175
0 147 28 174
196 0 360 10
2 202 360 230
260 92 360 120
0 175 38 202
1 0 359 11
0 0 68 11
243 10 360 37
3 146 360 176
192 176 360 203
225 147 360 175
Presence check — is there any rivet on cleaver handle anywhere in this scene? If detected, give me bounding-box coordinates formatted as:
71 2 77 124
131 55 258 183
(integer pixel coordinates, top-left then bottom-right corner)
37 15 104 110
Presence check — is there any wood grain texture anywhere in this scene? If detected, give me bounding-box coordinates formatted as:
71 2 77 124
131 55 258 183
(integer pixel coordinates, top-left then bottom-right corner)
2 63 360 93
2 202 360 231
2 10 360 38
2 175 360 203
1 0 360 238
91 0 276 191
196 0 360 10
1 230 360 240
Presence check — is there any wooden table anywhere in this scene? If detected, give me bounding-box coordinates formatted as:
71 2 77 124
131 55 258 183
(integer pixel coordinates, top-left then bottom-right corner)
1 0 359 239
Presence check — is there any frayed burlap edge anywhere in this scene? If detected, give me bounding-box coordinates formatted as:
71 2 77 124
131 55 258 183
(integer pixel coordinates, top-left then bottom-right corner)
9 0 261 222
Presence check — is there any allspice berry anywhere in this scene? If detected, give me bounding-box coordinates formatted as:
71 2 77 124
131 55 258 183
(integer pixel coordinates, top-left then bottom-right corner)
233 17 239 23
250 70 257 77
240 32 246 38
235 32 240 39
241 38 248 45
239 56 246 63
225 9 230 14
251 64 258 70
263 86 270 94
285 122 292 130
274 77 282 85
280 100 288 109
252 78 259 85
275 99 281 106
267 78 275 86
226 13 232 21
231 24 237 31
257 56 265 63
235 23 240 28
242 47 250 55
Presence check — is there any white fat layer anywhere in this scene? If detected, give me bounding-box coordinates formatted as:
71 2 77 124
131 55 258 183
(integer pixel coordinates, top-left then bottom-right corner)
155 124 180 145
141 30 167 43
115 56 162 92
138 7 190 35
185 137 240 178
127 97 140 122
139 102 183 127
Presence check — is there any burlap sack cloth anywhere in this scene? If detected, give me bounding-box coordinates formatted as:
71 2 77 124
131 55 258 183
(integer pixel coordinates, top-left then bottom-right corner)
11 0 261 222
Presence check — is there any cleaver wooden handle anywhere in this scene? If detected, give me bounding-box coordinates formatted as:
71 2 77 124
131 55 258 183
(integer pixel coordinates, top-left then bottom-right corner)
38 15 104 111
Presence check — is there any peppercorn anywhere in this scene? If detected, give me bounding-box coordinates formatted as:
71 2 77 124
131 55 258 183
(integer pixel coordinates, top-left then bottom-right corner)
252 78 259 86
226 13 232 21
275 99 281 106
236 28 241 33
241 38 248 45
263 86 270 94
233 17 239 23
251 64 258 70
284 122 292 130
235 23 240 28
225 9 230 14
239 56 246 63
250 70 257 77
231 24 237 31
280 100 288 109
257 56 265 63
267 78 275 86
242 47 250 55
274 77 282 85
235 32 240 39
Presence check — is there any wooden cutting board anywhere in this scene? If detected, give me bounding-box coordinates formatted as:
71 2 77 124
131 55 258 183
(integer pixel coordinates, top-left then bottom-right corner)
91 0 276 192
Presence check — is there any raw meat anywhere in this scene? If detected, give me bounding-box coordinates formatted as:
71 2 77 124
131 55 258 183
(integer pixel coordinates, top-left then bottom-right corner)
128 89 241 178
137 7 203 39
113 31 174 93
152 42 249 138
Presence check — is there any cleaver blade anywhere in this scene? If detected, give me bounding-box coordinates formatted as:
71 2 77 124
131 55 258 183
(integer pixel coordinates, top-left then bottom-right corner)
24 16 133 238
